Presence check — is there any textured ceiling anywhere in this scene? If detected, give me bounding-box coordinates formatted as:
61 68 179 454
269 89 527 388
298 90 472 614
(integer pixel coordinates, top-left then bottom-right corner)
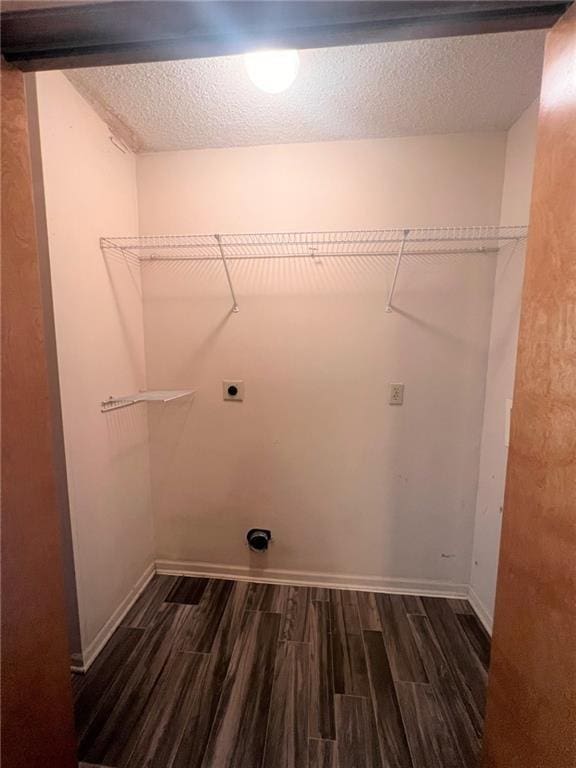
67 30 545 153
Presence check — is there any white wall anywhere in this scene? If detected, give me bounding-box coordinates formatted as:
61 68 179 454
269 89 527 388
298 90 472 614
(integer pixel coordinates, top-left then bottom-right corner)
137 133 506 592
471 101 539 629
137 134 505 232
36 72 155 662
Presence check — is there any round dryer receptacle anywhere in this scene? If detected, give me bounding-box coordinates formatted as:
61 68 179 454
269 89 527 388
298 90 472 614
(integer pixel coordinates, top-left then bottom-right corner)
247 528 272 552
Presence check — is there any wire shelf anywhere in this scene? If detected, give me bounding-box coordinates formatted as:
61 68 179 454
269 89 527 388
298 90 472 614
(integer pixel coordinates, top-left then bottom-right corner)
101 225 528 313
101 225 527 261
101 389 195 413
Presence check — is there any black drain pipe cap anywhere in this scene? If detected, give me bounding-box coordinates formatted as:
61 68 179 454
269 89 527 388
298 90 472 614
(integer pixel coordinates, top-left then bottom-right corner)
247 528 272 552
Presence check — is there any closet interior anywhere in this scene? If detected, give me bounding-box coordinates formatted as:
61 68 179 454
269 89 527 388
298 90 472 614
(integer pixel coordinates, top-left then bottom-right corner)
32 27 543 768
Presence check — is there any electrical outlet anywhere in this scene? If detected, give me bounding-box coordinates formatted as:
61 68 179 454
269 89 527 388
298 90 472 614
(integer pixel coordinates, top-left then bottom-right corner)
223 380 245 401
389 383 404 405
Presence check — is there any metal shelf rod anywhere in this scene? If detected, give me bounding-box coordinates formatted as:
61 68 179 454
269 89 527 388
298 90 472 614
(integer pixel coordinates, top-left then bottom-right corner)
137 246 499 262
215 234 240 313
385 229 409 312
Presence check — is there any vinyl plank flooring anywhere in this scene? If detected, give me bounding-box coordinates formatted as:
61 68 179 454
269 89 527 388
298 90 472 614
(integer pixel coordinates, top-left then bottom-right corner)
329 589 358 607
329 591 361 633
364 692 387 768
75 626 144 741
212 581 249 683
122 574 178 628
172 581 250 768
246 582 288 612
262 642 310 768
397 682 463 768
124 651 210 768
447 598 474 616
178 578 233 653
309 600 336 740
200 611 281 768
309 739 338 768
331 592 370 697
166 576 209 605
74 583 489 768
408 614 481 768
170 664 219 768
80 603 192 767
335 695 382 768
421 597 487 723
363 630 413 768
356 591 382 630
456 613 491 671
345 633 371 696
281 585 310 642
376 594 427 683
401 595 425 615
207 580 251 683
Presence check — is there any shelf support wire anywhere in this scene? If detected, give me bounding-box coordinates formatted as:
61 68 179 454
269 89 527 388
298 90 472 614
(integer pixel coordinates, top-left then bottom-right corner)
385 228 409 312
215 234 239 313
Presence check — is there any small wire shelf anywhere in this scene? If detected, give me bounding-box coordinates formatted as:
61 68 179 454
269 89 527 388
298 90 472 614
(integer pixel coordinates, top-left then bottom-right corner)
101 389 195 413
101 225 528 312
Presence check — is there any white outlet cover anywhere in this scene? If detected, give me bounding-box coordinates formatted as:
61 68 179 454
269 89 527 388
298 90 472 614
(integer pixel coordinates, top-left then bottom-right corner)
389 383 404 405
223 380 245 401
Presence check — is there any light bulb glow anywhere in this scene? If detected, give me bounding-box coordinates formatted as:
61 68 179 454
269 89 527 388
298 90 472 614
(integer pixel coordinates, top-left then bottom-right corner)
244 49 299 93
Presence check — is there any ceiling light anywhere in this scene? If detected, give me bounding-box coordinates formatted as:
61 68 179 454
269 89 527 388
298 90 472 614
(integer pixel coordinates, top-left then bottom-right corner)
244 49 299 94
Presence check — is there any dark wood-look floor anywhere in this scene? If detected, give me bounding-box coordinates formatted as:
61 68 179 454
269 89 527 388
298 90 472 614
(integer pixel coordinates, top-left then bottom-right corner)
74 576 490 768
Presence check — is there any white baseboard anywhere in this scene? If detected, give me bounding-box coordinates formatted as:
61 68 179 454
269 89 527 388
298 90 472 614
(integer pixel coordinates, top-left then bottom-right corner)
467 586 493 636
71 562 156 674
155 559 469 599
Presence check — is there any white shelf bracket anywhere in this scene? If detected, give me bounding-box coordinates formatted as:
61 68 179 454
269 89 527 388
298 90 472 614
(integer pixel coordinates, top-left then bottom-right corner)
385 228 410 312
215 234 239 313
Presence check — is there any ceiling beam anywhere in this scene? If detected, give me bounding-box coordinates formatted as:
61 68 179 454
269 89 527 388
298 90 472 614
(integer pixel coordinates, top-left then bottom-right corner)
1 1 571 71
